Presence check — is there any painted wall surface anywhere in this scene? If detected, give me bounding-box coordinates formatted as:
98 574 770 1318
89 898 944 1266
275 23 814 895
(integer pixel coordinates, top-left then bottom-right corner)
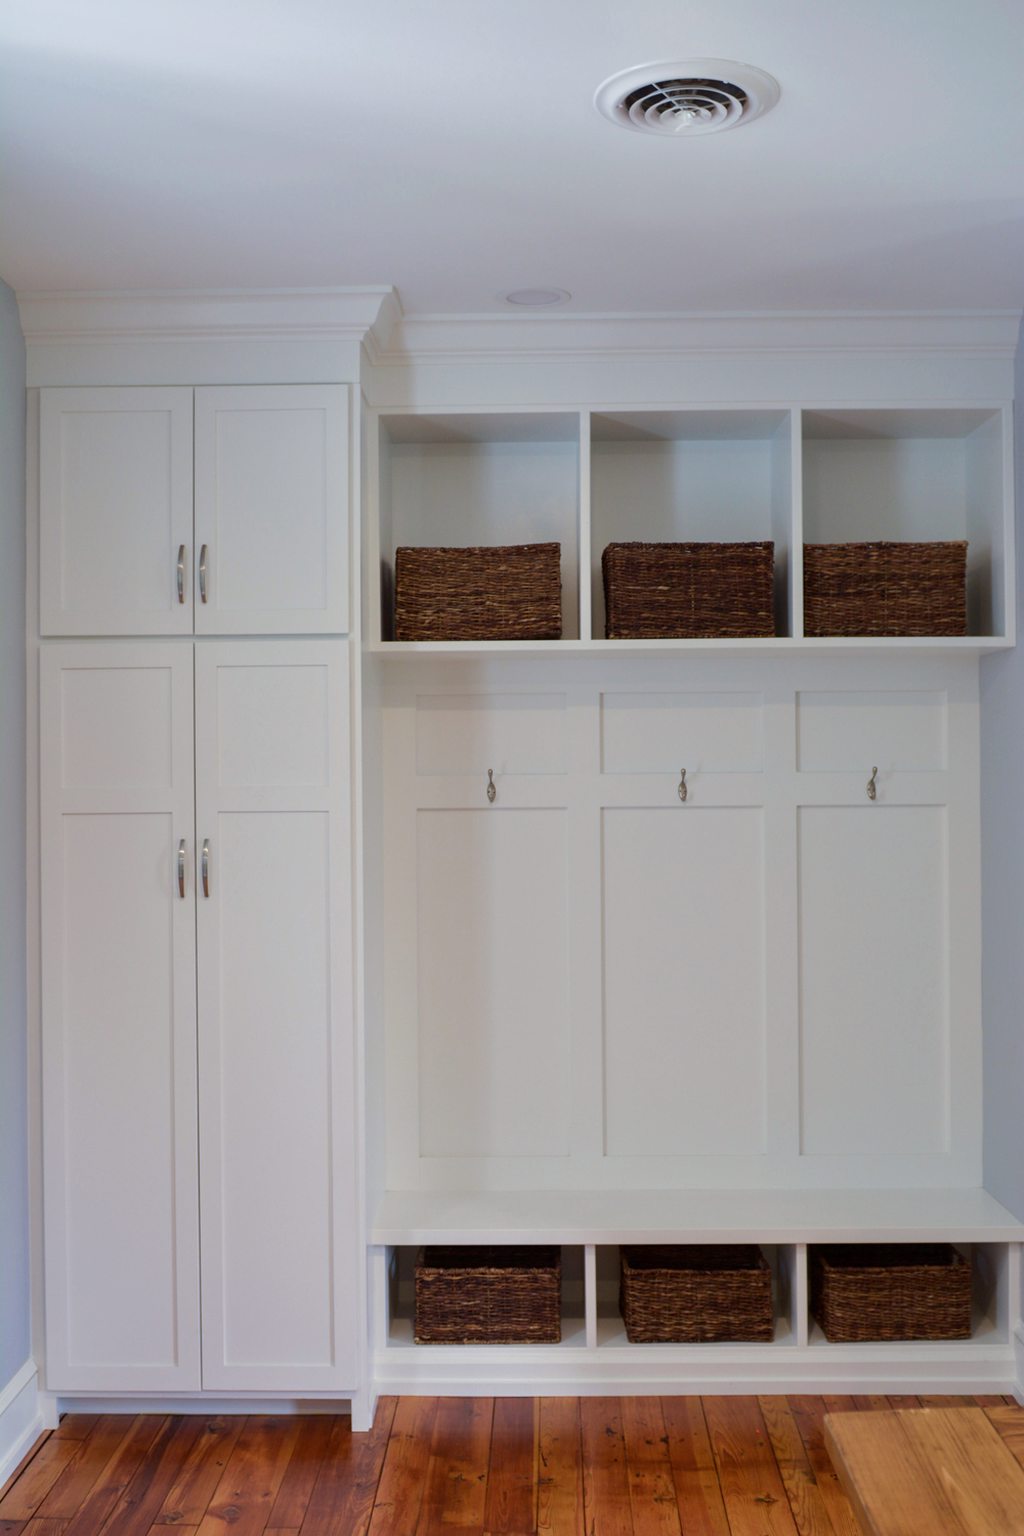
0 281 28 1386
981 314 1024 1220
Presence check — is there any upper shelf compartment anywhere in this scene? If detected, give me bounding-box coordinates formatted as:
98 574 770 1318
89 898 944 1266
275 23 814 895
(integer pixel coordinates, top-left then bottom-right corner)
589 410 794 640
366 403 1014 653
802 408 1012 641
374 411 581 642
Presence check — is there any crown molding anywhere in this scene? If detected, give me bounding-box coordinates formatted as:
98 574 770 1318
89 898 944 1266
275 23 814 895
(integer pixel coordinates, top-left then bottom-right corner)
17 286 400 347
376 309 1023 364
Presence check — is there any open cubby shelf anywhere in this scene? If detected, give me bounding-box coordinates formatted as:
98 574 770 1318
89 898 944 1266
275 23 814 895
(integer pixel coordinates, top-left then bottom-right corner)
368 1190 1023 1392
367 404 1013 653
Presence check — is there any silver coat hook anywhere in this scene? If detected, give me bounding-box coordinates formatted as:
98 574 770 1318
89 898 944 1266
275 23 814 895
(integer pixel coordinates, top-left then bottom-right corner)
487 768 496 804
678 768 688 803
867 766 878 801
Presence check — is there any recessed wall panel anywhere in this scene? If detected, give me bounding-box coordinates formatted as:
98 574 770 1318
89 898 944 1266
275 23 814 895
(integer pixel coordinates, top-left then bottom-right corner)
601 692 763 773
602 807 767 1155
799 805 948 1155
416 693 567 776
417 808 570 1157
797 690 947 772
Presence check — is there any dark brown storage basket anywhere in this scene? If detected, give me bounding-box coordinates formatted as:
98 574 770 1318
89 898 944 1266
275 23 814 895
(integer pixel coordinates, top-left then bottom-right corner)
394 542 562 641
414 1245 561 1344
619 1245 774 1343
809 1244 972 1342
602 541 775 639
803 540 967 637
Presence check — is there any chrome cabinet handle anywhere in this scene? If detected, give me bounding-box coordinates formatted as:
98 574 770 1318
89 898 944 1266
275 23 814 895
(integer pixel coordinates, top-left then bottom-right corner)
867 766 878 801
201 838 210 897
678 768 688 803
177 839 186 898
177 545 186 604
199 545 209 604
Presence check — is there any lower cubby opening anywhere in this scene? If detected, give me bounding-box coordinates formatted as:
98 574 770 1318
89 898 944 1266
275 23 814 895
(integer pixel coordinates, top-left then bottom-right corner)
805 1241 1014 1349
593 1243 799 1348
384 1244 587 1349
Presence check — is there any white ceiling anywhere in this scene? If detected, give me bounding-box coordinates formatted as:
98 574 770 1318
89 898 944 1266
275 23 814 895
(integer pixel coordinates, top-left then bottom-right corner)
2 0 1023 317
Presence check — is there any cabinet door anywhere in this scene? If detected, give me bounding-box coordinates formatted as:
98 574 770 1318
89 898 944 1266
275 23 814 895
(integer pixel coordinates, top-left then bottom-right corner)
40 645 199 1390
195 640 356 1390
40 387 194 636
194 386 349 635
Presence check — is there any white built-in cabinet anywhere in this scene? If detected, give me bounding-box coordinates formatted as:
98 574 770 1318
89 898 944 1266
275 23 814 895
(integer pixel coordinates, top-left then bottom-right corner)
40 641 357 1393
40 385 348 636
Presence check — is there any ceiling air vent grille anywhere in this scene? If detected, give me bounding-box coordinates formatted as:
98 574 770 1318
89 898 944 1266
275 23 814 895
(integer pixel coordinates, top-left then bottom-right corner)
595 59 779 137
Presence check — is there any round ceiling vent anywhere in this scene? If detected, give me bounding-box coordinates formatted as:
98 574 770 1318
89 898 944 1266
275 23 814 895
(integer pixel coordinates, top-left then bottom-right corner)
595 59 779 137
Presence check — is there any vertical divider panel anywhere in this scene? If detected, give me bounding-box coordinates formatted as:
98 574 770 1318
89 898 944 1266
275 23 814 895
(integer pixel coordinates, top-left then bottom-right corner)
1001 404 1016 644
382 686 421 1186
763 683 801 1156
1009 1243 1022 1340
584 1243 598 1348
769 411 794 638
578 412 593 642
794 1241 810 1346
364 409 384 644
568 682 605 1166
789 408 805 639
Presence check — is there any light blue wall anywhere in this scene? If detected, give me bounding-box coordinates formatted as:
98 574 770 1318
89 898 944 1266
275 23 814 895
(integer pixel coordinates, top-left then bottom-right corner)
981 314 1024 1219
0 282 28 1385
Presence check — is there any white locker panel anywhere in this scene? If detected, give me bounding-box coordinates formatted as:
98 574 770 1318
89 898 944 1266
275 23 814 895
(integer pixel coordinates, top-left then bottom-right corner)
40 387 194 636
416 808 571 1158
797 690 947 772
40 645 199 1390
601 691 764 774
799 805 949 1155
602 807 768 1156
195 640 356 1390
194 386 349 635
415 693 568 777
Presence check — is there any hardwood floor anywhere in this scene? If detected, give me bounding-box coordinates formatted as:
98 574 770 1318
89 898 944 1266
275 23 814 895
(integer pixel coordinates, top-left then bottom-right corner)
0 1396 1020 1536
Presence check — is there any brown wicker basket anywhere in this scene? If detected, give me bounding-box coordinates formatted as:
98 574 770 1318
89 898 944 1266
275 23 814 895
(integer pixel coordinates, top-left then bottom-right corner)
414 1246 561 1344
619 1245 774 1343
810 1244 972 1342
393 542 562 641
803 541 967 637
602 541 775 639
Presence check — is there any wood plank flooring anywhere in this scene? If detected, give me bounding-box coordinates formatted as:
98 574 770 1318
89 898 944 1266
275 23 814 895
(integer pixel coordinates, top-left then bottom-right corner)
1 1397 1020 1536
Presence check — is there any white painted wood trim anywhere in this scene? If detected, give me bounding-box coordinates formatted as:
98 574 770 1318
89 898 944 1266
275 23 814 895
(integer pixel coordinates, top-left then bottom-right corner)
376 312 1022 364
52 1394 362 1414
18 288 398 345
1014 1323 1024 1405
0 1361 44 1495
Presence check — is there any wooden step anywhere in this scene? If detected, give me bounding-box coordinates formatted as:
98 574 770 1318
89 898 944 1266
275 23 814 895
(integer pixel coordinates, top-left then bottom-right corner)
824 1406 1024 1534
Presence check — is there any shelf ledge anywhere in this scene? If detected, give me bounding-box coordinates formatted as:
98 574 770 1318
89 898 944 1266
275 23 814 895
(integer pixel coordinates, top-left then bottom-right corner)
371 1187 1024 1247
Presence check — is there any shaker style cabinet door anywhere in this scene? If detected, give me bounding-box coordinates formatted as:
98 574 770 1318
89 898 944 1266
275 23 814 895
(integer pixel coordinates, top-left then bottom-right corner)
39 645 200 1390
194 640 357 1390
40 388 194 636
194 386 349 635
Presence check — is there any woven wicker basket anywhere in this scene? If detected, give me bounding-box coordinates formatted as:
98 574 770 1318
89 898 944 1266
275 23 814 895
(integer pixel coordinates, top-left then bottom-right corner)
803 541 967 637
810 1244 972 1342
414 1246 561 1344
602 541 775 639
393 542 562 641
619 1245 774 1343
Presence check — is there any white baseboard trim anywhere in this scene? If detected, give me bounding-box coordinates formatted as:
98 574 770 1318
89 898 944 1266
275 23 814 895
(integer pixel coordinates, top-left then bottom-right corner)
54 1394 357 1418
0 1360 45 1494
